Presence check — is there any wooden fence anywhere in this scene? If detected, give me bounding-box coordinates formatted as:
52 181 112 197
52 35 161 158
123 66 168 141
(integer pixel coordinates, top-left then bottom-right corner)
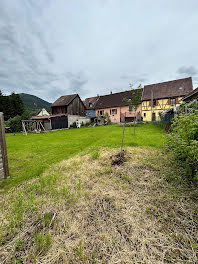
0 113 9 179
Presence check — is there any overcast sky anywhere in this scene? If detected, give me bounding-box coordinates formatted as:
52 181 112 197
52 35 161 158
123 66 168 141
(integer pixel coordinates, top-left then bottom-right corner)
0 0 198 102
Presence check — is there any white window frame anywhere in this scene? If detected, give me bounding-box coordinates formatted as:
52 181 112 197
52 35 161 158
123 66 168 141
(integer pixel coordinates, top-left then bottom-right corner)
170 98 176 105
111 108 117 115
128 106 133 112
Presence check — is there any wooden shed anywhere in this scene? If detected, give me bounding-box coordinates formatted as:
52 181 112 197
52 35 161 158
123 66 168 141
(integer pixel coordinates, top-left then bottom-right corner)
51 94 86 116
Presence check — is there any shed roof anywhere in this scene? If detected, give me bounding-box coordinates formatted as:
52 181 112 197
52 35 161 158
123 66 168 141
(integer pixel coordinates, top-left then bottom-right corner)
51 94 78 107
94 90 142 109
32 113 67 120
142 77 193 101
182 87 198 102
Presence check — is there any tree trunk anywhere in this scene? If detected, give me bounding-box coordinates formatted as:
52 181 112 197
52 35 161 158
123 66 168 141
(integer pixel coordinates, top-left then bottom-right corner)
120 122 125 156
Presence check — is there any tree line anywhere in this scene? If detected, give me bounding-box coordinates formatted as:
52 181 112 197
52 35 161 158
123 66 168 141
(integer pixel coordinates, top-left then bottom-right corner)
0 90 24 120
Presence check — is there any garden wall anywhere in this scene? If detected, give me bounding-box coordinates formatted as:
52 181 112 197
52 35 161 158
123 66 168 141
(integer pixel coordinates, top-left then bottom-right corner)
68 115 90 128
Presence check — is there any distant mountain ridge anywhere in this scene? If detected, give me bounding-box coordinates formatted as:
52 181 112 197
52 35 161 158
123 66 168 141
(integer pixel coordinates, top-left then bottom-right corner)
19 93 51 112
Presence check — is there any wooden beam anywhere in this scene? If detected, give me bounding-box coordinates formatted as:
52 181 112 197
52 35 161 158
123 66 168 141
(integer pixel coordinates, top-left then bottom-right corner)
0 113 9 179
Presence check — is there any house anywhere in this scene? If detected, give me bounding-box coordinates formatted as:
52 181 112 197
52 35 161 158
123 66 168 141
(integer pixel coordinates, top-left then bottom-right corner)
141 77 193 122
83 96 99 120
181 87 198 104
94 90 142 123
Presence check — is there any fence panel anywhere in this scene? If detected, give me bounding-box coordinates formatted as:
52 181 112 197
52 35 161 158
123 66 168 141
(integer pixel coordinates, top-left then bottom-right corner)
0 113 9 179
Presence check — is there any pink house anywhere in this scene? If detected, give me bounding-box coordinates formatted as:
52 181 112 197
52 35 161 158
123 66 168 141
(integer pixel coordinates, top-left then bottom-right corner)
94 90 142 123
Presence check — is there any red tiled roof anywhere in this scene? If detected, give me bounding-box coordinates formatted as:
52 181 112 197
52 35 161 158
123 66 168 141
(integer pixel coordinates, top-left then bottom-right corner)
51 94 78 107
142 77 193 101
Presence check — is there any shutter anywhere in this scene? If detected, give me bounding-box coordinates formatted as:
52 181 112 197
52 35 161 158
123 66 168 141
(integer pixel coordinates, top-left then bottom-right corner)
168 98 171 105
175 97 178 104
149 101 151 106
156 100 158 106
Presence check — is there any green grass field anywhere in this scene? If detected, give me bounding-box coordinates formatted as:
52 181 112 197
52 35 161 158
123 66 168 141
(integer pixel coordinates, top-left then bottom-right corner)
1 123 165 191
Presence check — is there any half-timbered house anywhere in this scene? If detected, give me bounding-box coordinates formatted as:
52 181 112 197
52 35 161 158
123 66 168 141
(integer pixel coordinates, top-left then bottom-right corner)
141 77 193 121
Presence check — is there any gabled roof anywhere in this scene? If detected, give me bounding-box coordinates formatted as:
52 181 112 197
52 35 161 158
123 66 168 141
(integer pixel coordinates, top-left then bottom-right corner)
83 96 99 110
182 87 198 102
36 108 50 116
94 90 142 109
142 77 193 101
51 94 78 107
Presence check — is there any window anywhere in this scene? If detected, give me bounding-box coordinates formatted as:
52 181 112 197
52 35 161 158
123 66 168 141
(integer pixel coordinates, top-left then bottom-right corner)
98 110 104 116
110 109 117 115
144 113 146 117
153 99 156 106
170 98 176 105
128 106 133 112
89 103 93 107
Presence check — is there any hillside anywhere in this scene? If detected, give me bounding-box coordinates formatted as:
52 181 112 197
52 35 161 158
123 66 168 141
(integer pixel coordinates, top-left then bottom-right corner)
19 93 51 112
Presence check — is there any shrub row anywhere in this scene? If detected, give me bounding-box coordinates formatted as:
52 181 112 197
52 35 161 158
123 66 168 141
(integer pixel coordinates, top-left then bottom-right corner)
166 112 198 181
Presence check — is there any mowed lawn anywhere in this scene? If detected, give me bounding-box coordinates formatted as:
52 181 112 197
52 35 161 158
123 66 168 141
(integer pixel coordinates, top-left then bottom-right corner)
1 123 164 191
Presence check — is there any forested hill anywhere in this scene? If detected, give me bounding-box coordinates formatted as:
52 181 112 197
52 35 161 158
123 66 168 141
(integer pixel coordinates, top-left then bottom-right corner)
19 93 51 112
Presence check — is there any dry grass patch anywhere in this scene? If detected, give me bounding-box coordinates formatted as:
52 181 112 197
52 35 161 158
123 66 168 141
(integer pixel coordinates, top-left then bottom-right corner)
0 147 197 263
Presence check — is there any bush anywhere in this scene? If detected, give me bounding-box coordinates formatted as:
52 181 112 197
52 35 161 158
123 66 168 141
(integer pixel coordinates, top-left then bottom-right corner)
104 112 111 125
6 115 22 132
6 112 30 132
166 112 198 181
70 121 77 128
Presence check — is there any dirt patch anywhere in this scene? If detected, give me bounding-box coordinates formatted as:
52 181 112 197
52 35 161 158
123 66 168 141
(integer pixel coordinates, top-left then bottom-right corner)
110 150 126 166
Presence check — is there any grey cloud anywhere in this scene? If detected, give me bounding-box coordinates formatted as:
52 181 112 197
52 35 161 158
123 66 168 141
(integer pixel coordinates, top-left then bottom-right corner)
177 66 198 76
134 78 147 84
0 0 198 101
65 72 88 94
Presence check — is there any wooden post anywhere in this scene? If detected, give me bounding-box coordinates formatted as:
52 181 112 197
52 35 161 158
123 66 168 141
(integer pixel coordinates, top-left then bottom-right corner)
0 113 9 179
120 112 126 157
134 113 136 136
